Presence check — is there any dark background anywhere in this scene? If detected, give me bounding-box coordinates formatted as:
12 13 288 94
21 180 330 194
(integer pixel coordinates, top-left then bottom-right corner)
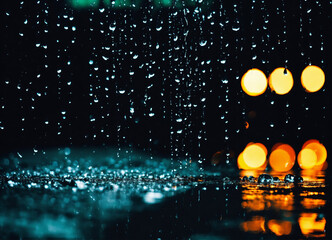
1 0 331 165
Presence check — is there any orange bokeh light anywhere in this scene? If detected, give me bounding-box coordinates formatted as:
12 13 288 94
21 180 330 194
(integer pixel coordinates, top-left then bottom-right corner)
301 65 325 93
313 161 328 171
269 149 294 172
276 144 296 161
298 148 317 169
271 142 283 152
302 139 320 148
241 69 268 96
268 68 294 95
269 144 295 172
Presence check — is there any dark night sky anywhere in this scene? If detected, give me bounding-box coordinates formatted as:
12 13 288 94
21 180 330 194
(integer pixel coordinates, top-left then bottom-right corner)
1 0 331 164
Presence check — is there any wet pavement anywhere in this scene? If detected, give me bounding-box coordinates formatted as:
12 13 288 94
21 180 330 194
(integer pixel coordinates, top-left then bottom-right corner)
0 148 330 239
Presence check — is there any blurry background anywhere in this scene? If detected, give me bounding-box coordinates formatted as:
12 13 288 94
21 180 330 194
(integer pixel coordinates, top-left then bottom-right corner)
1 0 331 166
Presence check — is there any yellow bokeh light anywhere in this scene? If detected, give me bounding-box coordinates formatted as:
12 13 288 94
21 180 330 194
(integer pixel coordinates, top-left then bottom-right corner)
268 68 294 95
255 142 268 156
298 148 317 169
246 142 267 156
304 142 327 166
269 149 294 172
301 65 325 93
241 69 268 96
243 144 266 168
237 152 251 170
257 160 267 170
267 220 292 236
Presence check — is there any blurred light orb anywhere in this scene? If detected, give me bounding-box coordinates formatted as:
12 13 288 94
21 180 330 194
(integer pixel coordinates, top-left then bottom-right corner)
243 143 266 168
298 148 317 169
257 160 268 170
304 142 327 166
241 69 268 96
276 144 296 162
269 68 294 95
255 143 268 156
301 65 325 92
237 152 251 170
271 142 284 152
269 148 295 172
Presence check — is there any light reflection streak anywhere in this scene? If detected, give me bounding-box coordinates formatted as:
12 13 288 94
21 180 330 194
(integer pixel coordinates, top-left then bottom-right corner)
267 219 292 236
299 213 326 237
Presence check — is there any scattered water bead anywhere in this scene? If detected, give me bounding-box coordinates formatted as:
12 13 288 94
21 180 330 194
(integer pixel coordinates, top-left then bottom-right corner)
273 177 280 183
295 176 304 183
248 176 256 182
223 177 231 182
258 174 273 184
284 174 295 183
61 178 76 187
241 176 248 182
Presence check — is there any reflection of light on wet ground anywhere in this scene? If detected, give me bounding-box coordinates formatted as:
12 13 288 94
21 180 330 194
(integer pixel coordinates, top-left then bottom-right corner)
241 216 265 233
242 190 294 211
0 147 329 239
143 192 164 204
239 169 327 238
242 217 293 236
267 219 292 236
300 198 326 209
299 213 326 237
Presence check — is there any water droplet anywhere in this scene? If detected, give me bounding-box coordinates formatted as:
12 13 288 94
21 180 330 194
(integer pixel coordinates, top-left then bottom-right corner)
258 174 273 184
200 40 207 47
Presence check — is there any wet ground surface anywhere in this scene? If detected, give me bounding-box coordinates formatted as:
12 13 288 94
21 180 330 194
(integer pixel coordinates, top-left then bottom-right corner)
0 148 330 239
